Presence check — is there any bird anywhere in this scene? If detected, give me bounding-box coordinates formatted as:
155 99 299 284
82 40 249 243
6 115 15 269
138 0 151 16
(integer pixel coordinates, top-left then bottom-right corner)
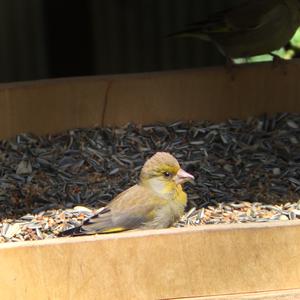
59 152 194 236
167 0 300 60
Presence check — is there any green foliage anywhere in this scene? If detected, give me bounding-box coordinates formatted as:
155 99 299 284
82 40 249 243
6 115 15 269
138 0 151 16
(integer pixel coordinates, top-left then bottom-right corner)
291 27 300 47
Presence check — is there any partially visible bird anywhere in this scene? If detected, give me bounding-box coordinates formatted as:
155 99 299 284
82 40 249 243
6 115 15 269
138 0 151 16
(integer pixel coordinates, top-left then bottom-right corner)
167 0 300 60
59 152 194 236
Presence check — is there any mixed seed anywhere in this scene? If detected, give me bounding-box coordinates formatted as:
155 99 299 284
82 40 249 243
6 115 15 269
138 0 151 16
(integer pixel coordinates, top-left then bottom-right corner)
1 112 300 242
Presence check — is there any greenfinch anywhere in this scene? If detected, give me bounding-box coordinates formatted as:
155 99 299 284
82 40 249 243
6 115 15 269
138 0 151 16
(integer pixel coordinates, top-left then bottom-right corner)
59 152 194 236
167 0 300 59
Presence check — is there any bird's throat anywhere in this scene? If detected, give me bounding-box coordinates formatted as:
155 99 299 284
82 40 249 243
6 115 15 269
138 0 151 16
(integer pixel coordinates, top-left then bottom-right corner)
144 177 184 202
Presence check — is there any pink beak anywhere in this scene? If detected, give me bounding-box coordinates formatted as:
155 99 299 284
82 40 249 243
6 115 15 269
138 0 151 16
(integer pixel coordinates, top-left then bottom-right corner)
174 168 195 185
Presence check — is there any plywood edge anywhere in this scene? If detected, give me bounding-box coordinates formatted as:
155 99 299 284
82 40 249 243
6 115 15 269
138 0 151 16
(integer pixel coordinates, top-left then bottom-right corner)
173 288 300 299
0 76 111 139
0 60 300 138
103 59 300 125
1 220 300 299
1 219 300 250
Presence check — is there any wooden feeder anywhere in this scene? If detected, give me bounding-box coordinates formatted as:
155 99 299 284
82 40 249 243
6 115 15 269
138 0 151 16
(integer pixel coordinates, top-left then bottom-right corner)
1 61 300 299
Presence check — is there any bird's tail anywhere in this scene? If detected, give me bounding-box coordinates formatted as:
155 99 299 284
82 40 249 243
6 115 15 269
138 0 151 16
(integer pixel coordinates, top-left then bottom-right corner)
58 207 111 237
58 226 87 237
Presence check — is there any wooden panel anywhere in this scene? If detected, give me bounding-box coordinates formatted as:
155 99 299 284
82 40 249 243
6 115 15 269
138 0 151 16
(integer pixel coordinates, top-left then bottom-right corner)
0 61 300 139
103 61 300 125
1 221 300 300
176 289 300 299
0 77 109 139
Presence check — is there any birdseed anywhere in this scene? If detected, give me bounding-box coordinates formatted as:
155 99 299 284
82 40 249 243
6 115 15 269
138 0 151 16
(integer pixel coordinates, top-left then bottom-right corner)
1 112 300 242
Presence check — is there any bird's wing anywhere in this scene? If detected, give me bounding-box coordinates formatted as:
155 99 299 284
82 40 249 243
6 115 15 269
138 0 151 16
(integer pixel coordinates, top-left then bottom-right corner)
62 185 166 235
188 0 285 33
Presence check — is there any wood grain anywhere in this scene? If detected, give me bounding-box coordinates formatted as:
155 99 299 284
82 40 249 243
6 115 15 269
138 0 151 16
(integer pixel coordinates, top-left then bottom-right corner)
0 77 109 139
103 61 300 125
0 60 300 139
173 289 300 299
1 221 300 300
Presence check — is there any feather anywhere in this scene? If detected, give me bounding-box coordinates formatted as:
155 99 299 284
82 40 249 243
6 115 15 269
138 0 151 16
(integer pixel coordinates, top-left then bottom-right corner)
167 0 300 59
58 152 192 236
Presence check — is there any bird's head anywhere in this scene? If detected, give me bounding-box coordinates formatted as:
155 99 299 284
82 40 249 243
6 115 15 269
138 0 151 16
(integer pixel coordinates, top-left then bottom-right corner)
140 152 194 197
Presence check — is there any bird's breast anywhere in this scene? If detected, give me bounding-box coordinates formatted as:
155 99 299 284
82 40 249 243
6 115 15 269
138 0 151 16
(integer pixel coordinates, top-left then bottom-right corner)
143 186 187 229
144 200 186 229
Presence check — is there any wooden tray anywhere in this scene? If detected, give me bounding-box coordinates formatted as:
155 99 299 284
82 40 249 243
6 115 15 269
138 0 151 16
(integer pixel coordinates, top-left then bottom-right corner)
1 61 300 299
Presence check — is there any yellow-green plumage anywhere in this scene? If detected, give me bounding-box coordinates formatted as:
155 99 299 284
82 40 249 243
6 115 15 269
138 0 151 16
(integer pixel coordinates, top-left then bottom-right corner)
59 152 193 236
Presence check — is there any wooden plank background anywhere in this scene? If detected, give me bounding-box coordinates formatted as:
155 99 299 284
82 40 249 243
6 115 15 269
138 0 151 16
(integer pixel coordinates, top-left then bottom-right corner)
1 221 300 300
0 60 299 139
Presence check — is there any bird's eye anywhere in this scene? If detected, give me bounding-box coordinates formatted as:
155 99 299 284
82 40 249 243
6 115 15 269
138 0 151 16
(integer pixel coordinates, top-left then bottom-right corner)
163 171 171 178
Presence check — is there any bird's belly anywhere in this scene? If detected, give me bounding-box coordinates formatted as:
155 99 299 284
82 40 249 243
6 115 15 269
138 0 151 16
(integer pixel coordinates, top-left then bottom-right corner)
215 22 298 58
143 201 185 229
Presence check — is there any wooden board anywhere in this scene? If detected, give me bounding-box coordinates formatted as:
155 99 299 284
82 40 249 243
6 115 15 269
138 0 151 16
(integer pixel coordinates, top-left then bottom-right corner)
0 60 299 139
1 221 300 300
0 77 109 139
179 289 300 300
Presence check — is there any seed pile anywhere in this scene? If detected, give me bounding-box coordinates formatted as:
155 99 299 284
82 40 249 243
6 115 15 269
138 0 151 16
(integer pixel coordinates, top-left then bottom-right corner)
2 200 300 243
0 112 300 242
178 200 300 227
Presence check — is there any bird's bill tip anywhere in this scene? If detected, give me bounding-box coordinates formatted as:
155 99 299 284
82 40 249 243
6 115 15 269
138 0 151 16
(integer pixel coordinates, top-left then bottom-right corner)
175 168 195 184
